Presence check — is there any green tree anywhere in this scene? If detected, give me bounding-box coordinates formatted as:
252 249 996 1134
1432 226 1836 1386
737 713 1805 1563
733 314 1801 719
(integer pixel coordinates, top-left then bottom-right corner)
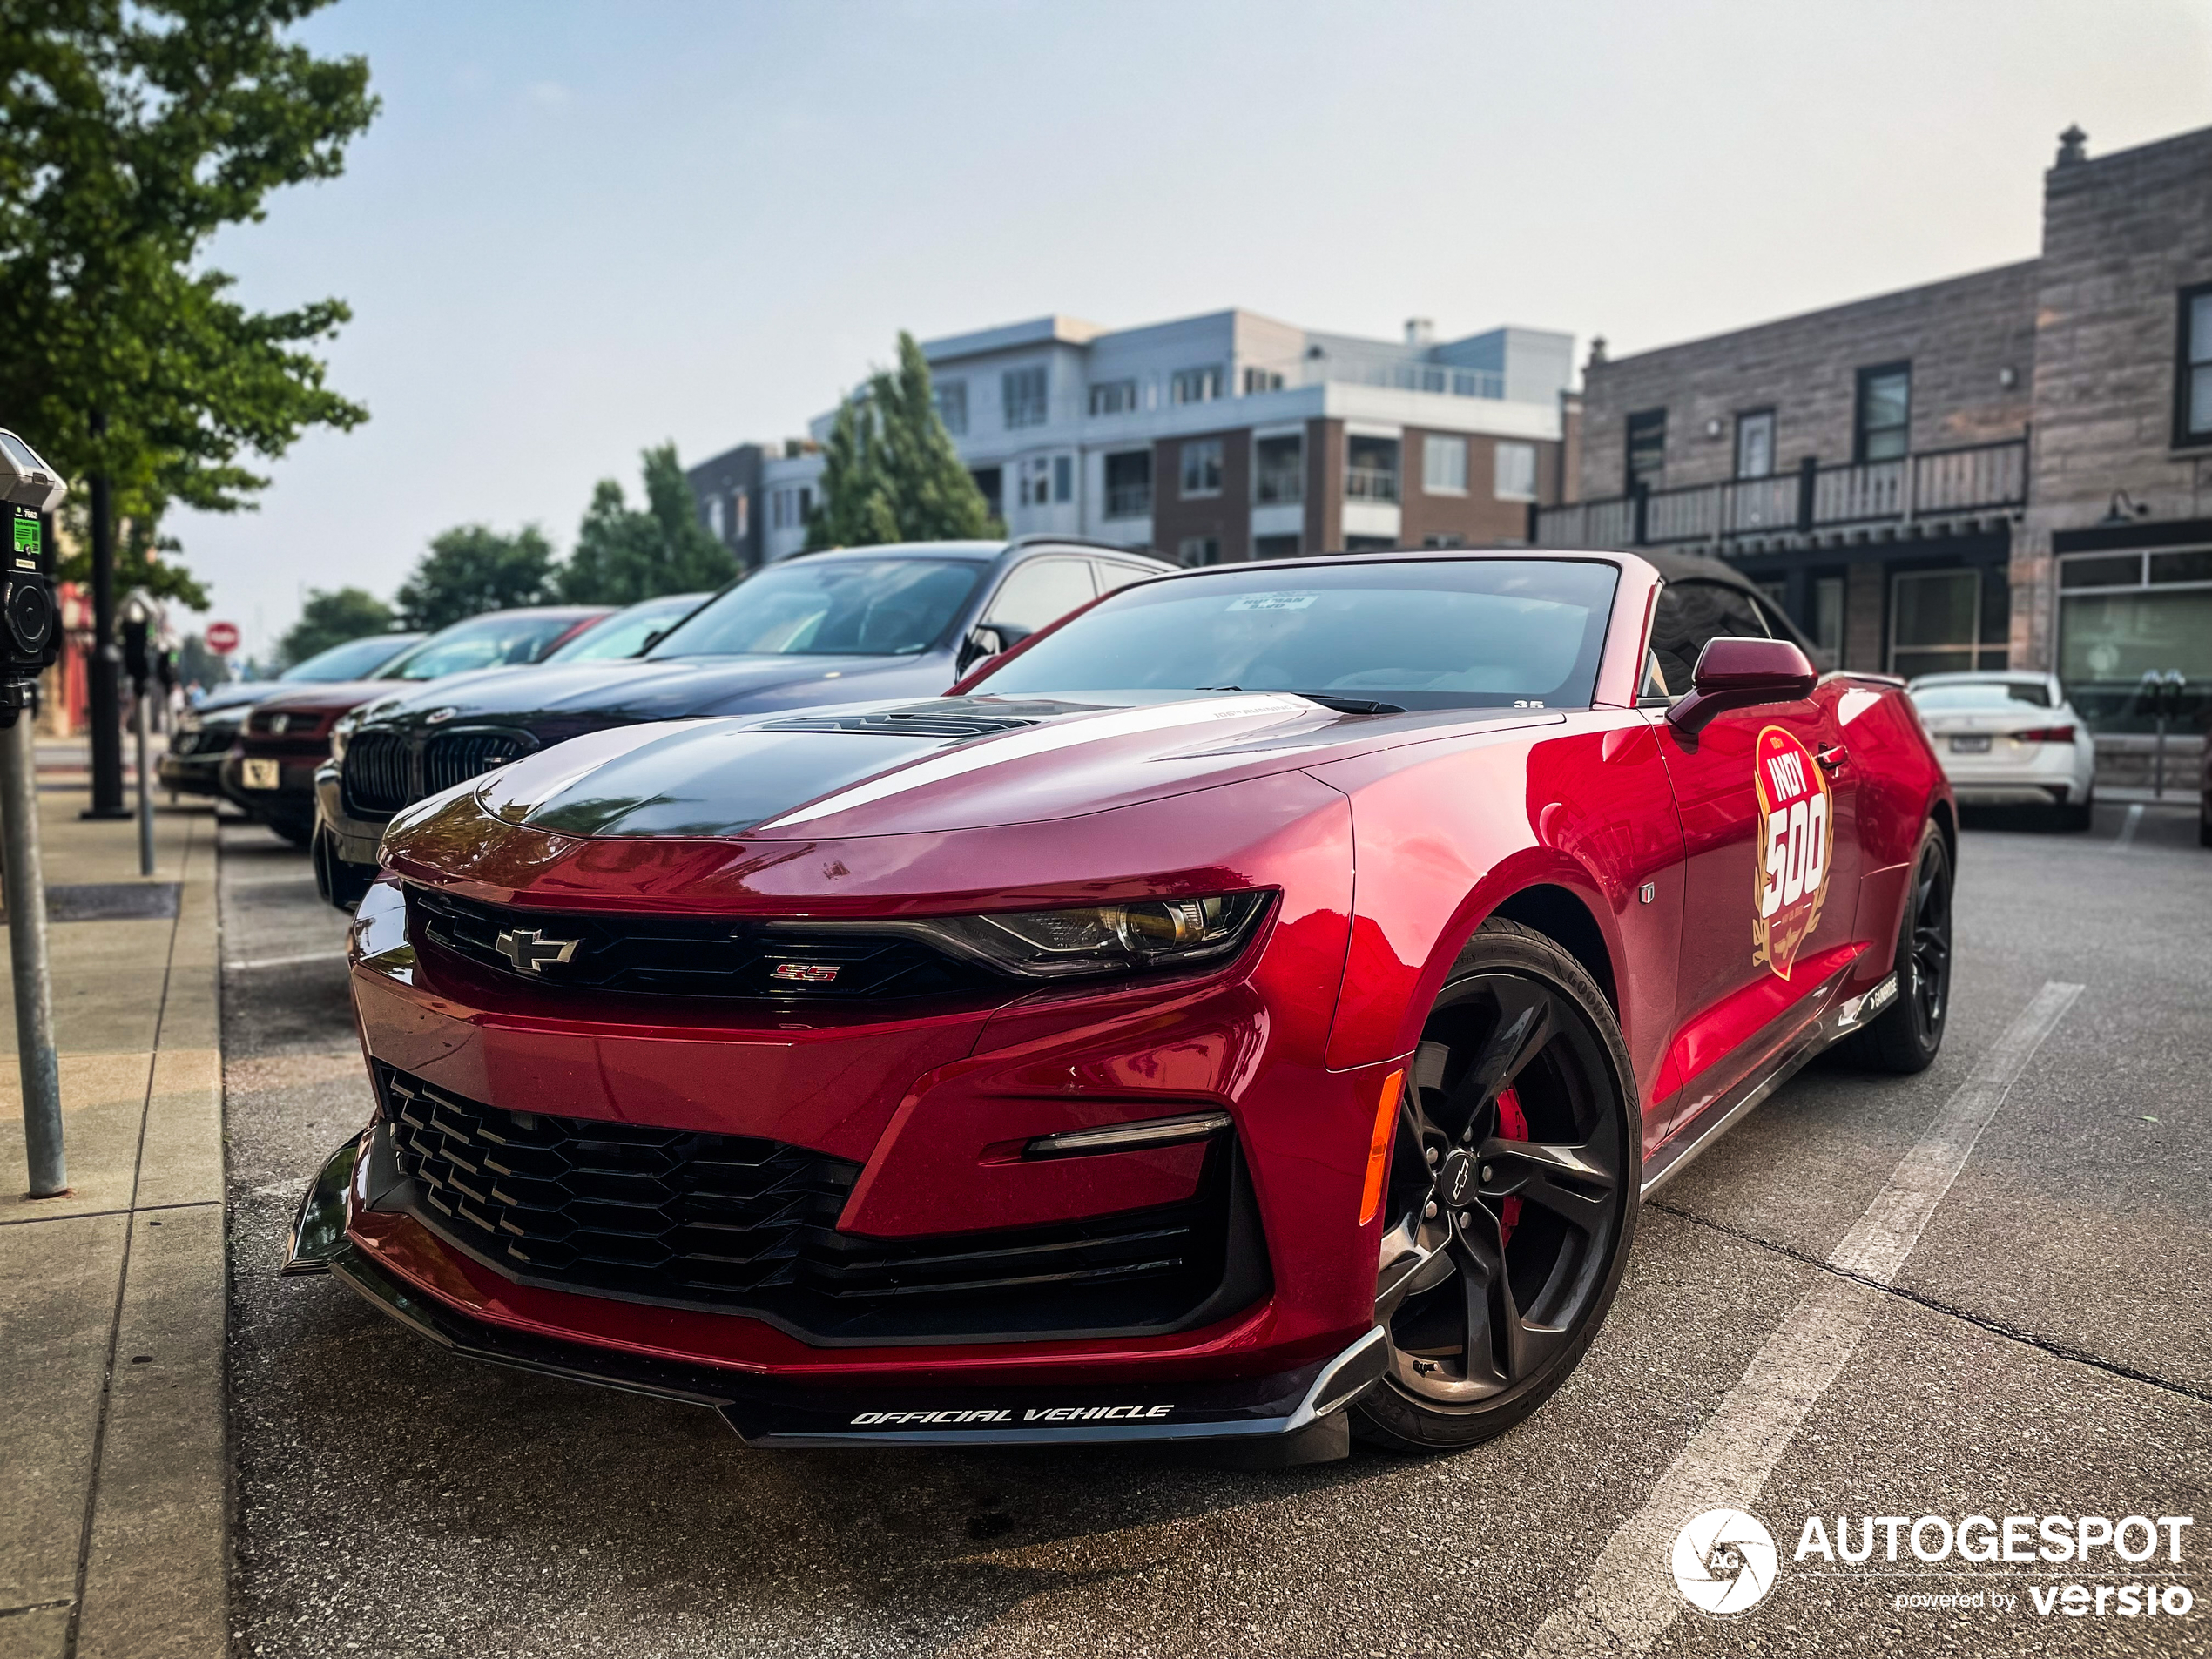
562 443 737 604
0 2 379 586
176 632 231 691
279 586 394 666
806 332 997 550
395 526 555 631
57 485 208 609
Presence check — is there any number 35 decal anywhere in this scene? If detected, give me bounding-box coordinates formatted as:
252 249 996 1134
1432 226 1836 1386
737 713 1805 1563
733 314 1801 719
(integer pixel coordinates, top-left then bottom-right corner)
1752 726 1832 980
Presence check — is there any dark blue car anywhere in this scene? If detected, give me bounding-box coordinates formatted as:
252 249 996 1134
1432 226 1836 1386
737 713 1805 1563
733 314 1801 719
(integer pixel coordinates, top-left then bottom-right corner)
312 537 1174 907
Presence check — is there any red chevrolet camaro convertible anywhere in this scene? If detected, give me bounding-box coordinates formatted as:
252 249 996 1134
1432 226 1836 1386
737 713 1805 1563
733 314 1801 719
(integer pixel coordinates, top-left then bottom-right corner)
287 550 1953 1457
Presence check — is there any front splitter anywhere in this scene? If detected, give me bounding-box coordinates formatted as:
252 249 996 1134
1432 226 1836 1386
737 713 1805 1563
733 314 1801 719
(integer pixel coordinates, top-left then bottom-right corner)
285 1133 1386 1449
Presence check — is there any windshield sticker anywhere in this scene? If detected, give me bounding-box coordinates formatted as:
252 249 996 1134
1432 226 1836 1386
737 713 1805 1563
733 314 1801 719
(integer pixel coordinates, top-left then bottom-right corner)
1752 725 1832 981
1224 593 1318 612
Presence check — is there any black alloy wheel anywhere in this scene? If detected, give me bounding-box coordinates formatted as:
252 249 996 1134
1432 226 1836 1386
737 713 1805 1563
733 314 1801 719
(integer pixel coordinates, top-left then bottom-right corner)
1842 819 1952 1074
1352 919 1639 1451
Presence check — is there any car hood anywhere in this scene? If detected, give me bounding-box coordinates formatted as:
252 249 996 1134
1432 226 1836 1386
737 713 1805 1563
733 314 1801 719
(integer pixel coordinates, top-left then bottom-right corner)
401 693 1558 844
193 683 281 717
357 653 940 736
248 679 398 717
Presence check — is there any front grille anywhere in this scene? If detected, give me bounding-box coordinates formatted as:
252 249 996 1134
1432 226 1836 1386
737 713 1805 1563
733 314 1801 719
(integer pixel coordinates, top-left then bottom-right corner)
343 730 414 815
375 1066 1252 1342
343 727 535 819
171 723 238 757
408 884 1000 1001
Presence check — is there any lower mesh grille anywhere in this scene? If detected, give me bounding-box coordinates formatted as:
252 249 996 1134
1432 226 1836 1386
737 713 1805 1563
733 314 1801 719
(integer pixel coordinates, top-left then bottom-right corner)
374 1066 1253 1343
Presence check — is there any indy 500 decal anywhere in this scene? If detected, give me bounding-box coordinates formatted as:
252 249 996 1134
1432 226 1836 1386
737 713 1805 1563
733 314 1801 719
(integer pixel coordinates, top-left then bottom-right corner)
1752 725 1832 980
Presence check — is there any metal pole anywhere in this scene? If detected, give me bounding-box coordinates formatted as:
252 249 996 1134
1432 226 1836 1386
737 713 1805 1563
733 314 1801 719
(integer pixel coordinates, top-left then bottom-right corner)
2 711 64 1196
133 686 154 876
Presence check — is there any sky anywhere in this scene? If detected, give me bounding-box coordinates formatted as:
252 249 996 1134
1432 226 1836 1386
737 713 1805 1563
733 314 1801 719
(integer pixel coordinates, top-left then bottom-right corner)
169 0 2212 659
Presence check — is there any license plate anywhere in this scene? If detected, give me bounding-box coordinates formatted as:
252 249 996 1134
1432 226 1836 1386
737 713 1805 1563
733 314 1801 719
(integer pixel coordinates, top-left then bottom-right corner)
241 758 281 790
1948 735 1992 754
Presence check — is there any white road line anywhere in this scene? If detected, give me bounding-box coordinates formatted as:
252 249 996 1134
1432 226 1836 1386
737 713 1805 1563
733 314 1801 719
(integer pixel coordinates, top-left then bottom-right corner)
223 949 345 973
2111 802 2144 850
1523 980 2083 1658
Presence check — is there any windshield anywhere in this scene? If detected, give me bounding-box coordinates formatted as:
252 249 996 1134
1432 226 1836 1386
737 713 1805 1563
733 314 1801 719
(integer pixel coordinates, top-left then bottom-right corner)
381 612 590 681
282 634 421 682
649 559 981 658
974 559 1621 711
546 594 710 664
1910 680 2053 711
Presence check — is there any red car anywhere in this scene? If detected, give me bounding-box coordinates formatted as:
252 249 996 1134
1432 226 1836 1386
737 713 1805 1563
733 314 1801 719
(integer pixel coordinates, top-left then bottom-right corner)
287 550 1954 1458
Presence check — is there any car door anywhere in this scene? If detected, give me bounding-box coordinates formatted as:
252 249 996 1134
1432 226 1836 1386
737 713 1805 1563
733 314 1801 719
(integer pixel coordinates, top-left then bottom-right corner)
1649 580 1861 1135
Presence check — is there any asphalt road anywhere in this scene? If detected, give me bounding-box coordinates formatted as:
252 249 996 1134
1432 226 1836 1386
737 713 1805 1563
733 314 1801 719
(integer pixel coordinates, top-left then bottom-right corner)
219 801 2212 1659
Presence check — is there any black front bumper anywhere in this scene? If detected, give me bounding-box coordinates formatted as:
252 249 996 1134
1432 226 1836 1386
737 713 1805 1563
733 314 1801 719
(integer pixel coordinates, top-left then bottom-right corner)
286 1133 1386 1451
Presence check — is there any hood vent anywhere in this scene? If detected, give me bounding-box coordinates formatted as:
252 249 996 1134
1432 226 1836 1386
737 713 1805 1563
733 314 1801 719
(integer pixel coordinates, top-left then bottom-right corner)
757 707 1046 740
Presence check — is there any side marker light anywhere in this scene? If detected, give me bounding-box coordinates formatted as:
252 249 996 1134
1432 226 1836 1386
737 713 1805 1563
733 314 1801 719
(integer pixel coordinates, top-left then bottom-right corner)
1359 1069 1406 1226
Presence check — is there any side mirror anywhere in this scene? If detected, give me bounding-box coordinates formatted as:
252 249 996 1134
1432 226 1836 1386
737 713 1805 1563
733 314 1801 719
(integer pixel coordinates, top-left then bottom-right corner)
1666 637 1817 736
957 622 1028 674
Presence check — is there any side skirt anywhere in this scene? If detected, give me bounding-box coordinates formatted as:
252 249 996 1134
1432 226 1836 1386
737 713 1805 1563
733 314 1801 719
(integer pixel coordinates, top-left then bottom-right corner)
1639 972 1896 1200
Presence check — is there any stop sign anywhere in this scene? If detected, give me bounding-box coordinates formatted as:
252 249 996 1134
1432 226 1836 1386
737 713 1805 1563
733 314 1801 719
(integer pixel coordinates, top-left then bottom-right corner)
204 621 239 654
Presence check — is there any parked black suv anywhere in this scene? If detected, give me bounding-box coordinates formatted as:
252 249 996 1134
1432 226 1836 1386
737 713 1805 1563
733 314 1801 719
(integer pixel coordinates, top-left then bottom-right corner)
313 538 1174 907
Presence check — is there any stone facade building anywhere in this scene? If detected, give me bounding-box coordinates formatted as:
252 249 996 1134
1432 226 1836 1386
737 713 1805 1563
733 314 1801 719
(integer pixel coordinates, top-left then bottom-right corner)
1544 121 2212 734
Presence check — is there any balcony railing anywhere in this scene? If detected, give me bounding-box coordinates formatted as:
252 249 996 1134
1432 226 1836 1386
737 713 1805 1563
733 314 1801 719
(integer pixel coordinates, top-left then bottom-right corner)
1255 466 1304 505
1345 466 1400 503
1534 435 2027 550
1103 483 1153 519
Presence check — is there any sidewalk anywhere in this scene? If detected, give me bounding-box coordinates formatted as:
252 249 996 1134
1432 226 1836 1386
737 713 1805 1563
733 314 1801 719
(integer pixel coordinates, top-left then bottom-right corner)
0 746 225 1659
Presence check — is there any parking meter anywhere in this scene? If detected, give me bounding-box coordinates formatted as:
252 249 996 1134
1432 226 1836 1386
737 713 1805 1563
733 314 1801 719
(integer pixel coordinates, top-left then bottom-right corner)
0 428 66 728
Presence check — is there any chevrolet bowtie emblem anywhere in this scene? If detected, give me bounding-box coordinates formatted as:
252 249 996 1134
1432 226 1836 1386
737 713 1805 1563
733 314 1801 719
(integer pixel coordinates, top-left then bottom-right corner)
494 927 579 974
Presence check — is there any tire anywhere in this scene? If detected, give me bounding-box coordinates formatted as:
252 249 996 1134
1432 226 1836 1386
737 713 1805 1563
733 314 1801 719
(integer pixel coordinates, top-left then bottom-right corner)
312 823 375 913
1840 820 1952 1074
268 815 315 848
1351 917 1640 1453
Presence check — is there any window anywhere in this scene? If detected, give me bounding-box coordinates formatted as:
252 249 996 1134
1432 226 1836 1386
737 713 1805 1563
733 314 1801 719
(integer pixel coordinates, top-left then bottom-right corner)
2178 282 2212 446
2057 545 2212 728
1494 441 1537 502
1421 534 1467 549
1018 457 1053 508
1180 437 1224 497
1625 408 1666 492
1813 575 1844 666
984 557 1096 635
1243 367 1284 395
1002 365 1048 429
1254 434 1303 504
705 496 725 539
973 559 1623 713
1423 435 1468 496
769 486 813 530
1178 536 1223 566
1648 579 1770 696
615 558 987 659
1855 364 1911 462
1345 435 1399 502
733 490 749 540
1093 560 1157 594
1891 568 1980 678
1736 409 1776 479
1252 534 1300 560
1053 455 1072 503
1103 451 1151 519
1089 379 1137 417
934 378 968 436
969 466 1001 519
1172 365 1224 405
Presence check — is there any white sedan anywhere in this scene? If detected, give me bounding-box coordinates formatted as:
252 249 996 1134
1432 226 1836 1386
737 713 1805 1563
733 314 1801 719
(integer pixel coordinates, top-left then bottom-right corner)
1907 671 2097 830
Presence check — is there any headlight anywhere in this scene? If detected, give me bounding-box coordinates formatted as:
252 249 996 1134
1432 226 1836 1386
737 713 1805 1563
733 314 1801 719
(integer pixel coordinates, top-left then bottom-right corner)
179 711 202 735
777 892 1272 980
330 711 360 763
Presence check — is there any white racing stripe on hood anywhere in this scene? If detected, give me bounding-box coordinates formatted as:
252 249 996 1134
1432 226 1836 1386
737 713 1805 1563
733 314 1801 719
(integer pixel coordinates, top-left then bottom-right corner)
756 695 1312 830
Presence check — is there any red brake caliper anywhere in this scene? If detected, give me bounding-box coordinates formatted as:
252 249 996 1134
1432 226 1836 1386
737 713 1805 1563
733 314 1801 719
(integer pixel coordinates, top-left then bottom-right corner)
1494 1085 1527 1244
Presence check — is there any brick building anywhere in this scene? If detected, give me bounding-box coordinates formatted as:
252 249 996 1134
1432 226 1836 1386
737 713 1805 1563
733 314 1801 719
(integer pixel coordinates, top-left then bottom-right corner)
692 307 1578 569
1541 122 2212 733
